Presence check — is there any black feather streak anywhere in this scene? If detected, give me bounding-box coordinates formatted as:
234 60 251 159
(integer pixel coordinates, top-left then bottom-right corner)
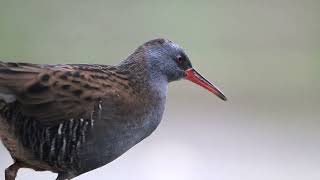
72 89 83 97
28 82 49 93
41 74 50 82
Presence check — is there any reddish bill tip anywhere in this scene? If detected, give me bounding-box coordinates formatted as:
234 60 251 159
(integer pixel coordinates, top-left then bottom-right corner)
185 68 227 101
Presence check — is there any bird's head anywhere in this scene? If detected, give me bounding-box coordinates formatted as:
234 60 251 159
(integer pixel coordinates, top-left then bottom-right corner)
137 38 227 101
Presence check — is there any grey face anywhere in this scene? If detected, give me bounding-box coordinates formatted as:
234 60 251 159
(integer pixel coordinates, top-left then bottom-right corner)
144 40 193 82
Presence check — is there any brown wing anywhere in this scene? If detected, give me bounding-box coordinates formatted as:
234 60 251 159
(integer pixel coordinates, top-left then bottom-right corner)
0 62 128 125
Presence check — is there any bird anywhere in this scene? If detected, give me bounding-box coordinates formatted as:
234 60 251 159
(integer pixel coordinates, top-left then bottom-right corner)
0 38 227 180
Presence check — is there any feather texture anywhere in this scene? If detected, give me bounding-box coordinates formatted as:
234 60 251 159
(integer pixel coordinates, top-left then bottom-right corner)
0 62 134 125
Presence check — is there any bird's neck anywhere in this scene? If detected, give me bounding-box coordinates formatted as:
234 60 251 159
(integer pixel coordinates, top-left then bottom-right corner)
117 54 169 101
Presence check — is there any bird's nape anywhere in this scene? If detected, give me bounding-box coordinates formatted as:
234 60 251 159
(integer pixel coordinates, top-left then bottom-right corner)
185 68 227 101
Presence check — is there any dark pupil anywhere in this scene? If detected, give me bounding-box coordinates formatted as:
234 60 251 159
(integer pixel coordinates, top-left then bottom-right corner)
177 56 183 64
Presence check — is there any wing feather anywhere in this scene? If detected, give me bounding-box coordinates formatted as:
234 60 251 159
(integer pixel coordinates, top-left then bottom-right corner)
0 61 124 125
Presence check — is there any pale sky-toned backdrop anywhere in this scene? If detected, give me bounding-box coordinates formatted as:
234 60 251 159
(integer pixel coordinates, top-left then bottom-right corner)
0 0 319 180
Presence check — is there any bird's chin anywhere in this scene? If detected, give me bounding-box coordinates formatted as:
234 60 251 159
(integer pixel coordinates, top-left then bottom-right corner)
167 71 185 82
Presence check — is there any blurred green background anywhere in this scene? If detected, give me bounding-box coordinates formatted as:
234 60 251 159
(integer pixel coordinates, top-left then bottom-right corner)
0 0 319 180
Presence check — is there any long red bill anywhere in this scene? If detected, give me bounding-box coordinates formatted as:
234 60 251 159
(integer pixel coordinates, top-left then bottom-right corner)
185 68 227 101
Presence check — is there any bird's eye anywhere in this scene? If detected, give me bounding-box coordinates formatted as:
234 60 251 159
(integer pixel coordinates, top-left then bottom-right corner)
176 55 183 64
